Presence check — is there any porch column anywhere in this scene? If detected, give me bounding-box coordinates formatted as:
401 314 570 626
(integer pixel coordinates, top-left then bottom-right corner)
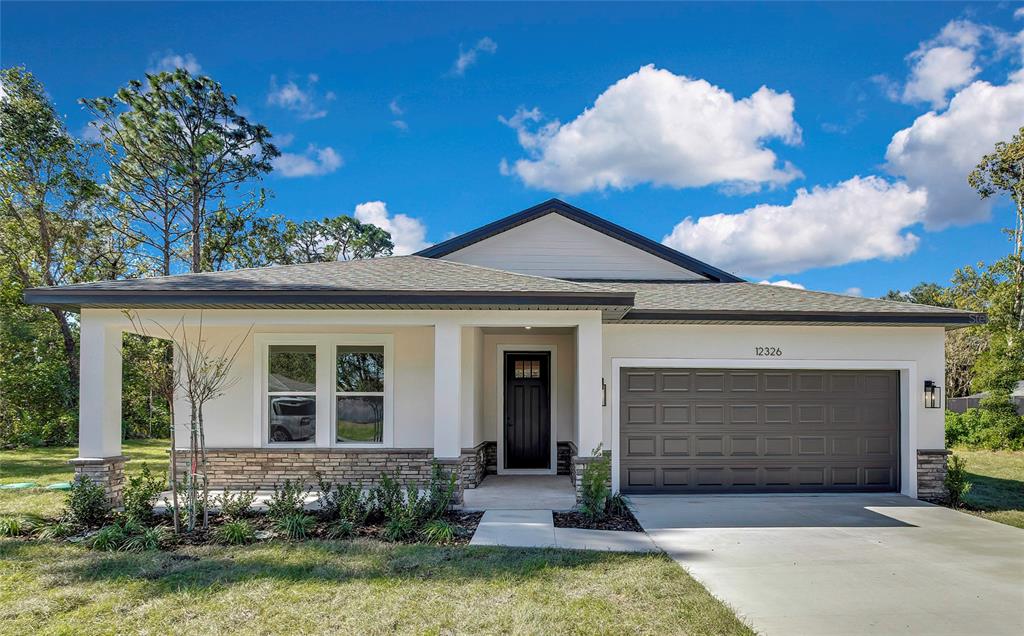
71 311 127 505
575 314 603 456
433 319 462 460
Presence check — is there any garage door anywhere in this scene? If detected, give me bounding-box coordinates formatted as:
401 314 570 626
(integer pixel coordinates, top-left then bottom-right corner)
619 368 900 493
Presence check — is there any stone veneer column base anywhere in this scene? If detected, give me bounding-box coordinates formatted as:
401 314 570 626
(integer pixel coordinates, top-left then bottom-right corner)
68 456 128 506
917 449 951 502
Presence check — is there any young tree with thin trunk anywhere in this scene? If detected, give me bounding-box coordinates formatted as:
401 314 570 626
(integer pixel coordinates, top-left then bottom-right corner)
148 314 250 531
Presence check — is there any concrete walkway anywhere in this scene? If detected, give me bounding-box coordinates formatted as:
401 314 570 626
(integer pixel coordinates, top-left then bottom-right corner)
632 494 1024 636
462 475 576 511
469 509 658 552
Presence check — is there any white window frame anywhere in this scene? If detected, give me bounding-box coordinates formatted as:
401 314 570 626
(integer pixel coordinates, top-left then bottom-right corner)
253 333 394 449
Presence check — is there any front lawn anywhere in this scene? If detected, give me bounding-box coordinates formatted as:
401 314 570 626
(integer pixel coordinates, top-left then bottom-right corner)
0 439 170 518
1 441 752 634
0 539 751 635
951 448 1024 529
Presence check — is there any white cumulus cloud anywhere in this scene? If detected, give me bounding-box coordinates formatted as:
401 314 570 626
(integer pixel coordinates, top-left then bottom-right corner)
272 144 343 178
451 37 497 76
663 176 927 278
148 51 202 74
354 201 430 255
499 65 802 194
757 280 805 290
886 73 1024 228
267 74 336 120
1016 7 1024 20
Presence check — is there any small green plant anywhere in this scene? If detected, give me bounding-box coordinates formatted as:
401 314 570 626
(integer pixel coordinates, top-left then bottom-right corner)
335 484 371 525
90 522 129 551
578 444 611 520
420 519 456 545
214 489 257 519
275 512 315 540
214 519 256 545
35 519 76 540
267 480 308 520
605 492 630 517
122 464 165 523
65 475 109 527
120 526 165 552
382 516 415 542
370 472 403 521
945 453 973 508
0 516 24 537
326 519 356 540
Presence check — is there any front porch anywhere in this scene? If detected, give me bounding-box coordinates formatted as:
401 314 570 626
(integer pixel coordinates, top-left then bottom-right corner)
71 309 607 505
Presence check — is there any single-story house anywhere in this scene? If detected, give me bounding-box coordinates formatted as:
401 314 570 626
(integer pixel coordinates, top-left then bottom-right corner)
25 199 985 504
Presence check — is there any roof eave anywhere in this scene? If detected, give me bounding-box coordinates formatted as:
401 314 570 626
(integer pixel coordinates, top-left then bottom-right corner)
23 288 636 312
617 309 987 327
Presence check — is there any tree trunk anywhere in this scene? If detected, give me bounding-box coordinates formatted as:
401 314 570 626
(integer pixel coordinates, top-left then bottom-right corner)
191 189 203 273
199 407 209 529
168 395 180 534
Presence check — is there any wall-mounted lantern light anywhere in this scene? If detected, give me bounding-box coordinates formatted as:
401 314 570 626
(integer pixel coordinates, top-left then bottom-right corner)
602 378 607 407
924 380 942 409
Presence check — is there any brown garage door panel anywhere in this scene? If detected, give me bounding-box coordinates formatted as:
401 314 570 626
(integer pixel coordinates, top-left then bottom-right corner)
620 369 899 494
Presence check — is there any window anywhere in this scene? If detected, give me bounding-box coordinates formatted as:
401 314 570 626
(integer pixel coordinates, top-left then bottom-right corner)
336 345 384 444
514 359 541 379
258 335 392 447
267 344 317 444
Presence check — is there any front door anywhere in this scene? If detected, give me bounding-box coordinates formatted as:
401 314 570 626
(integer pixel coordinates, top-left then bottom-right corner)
504 352 551 470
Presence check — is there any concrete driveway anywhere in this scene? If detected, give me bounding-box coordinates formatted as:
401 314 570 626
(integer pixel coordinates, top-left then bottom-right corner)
631 494 1024 635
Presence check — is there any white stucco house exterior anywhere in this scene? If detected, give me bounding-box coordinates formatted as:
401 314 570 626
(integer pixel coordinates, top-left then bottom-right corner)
25 200 984 504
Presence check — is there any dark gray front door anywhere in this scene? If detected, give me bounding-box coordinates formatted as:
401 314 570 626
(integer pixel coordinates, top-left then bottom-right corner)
504 352 551 470
619 368 900 493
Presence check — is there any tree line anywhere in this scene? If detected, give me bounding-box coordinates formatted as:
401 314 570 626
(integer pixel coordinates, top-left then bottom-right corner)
0 66 393 446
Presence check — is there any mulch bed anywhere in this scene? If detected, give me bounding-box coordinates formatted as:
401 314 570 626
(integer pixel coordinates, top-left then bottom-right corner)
553 509 644 532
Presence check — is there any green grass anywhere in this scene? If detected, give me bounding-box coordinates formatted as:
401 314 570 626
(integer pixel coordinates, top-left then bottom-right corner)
951 448 1024 529
0 439 169 517
0 440 752 634
0 540 751 635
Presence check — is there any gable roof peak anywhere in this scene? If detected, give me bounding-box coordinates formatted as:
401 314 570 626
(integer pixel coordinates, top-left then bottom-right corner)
416 199 744 283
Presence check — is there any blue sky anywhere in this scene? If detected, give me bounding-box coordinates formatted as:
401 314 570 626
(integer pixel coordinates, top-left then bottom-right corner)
3 2 1022 295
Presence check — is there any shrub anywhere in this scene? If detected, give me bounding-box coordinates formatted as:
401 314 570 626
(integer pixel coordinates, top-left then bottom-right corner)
65 475 109 527
382 516 415 542
420 519 456 545
945 400 1024 451
91 518 164 552
422 462 457 522
214 489 257 519
370 472 403 521
326 519 356 540
578 445 611 520
335 485 371 525
945 454 972 508
214 520 256 545
266 480 308 520
122 464 165 523
275 512 315 540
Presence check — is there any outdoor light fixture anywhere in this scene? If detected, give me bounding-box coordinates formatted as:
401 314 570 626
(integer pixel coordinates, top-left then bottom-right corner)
524 326 532 330
924 380 942 409
602 378 607 406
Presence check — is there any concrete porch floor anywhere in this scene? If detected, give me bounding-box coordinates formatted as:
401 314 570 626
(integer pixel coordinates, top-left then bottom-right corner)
462 475 576 511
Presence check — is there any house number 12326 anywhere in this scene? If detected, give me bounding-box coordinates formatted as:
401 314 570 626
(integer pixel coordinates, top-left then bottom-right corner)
755 346 782 357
